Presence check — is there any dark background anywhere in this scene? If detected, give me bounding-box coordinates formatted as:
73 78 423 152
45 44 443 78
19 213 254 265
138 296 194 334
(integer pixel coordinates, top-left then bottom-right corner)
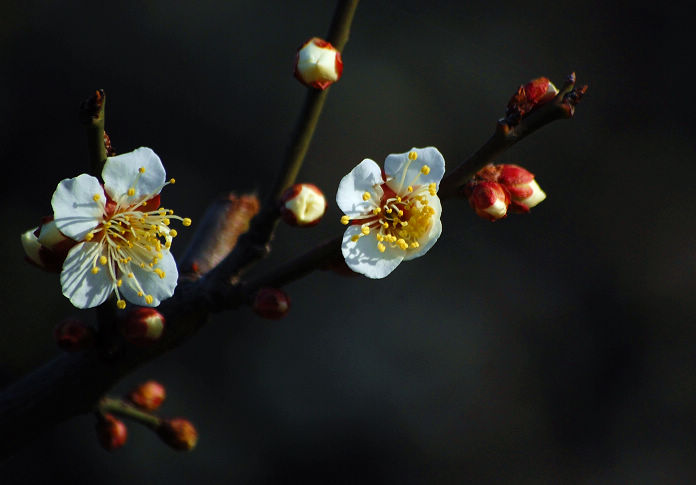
1 1 694 483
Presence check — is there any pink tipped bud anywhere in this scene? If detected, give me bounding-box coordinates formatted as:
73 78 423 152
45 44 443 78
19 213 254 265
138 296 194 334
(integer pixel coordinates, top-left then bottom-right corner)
128 380 166 411
253 287 290 320
294 37 343 90
157 418 198 451
497 164 546 213
506 76 559 122
465 181 510 221
279 183 327 227
53 318 95 352
119 307 165 346
96 414 128 451
21 217 76 272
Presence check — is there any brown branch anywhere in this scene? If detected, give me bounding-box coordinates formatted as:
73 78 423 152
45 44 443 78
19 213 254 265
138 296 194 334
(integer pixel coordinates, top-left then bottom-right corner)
78 89 107 176
201 0 360 305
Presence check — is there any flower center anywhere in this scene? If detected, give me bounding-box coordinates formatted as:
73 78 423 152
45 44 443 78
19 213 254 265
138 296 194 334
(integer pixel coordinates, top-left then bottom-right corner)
86 169 191 309
341 156 438 254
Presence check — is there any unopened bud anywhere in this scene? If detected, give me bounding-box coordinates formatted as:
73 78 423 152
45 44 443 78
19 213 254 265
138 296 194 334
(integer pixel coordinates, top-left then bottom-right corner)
497 164 546 213
96 414 127 451
157 418 198 451
280 183 327 227
119 307 165 346
128 380 166 411
506 76 559 122
53 318 95 352
294 37 343 90
253 287 290 320
465 181 510 221
21 218 76 272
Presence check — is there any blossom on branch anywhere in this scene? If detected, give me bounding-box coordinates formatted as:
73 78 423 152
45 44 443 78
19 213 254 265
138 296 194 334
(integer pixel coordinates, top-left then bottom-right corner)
294 37 343 90
337 147 445 279
50 147 191 309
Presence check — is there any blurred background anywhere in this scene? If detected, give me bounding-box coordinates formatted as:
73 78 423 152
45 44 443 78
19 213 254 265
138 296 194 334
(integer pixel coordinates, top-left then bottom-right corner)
1 0 693 483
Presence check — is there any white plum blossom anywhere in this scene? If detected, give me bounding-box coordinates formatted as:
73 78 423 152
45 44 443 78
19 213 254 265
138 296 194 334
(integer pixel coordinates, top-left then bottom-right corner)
51 147 191 309
337 147 445 279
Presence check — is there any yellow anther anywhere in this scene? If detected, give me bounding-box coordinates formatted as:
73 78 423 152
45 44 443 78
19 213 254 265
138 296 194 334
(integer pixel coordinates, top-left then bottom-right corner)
168 209 174 215
408 186 413 192
128 272 134 278
99 255 108 265
429 183 437 196
85 232 94 241
145 295 154 304
421 165 430 175
386 208 392 214
91 267 100 274
362 192 371 201
117 279 123 287
140 263 146 268
398 210 404 216
377 242 386 252
169 229 178 237
182 218 192 226
411 242 420 248
137 291 144 297
408 151 418 160
361 226 370 235
382 222 389 229
396 196 401 202
169 178 176 184
155 268 166 279
397 238 408 250
92 194 101 202
340 215 350 225
372 207 381 215
376 234 384 242
163 218 170 225
138 167 146 173
128 188 135 196
351 234 360 242
117 300 126 309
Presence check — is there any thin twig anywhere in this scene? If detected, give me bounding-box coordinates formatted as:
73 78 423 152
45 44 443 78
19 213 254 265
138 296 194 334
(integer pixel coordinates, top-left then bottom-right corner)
78 89 107 176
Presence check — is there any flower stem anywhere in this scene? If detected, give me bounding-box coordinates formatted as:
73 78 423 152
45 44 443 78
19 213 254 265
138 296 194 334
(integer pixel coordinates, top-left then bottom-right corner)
99 396 162 429
79 89 107 176
438 73 587 198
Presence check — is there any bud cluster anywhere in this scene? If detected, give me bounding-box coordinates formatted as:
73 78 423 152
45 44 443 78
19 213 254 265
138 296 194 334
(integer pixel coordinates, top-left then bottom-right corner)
464 164 546 221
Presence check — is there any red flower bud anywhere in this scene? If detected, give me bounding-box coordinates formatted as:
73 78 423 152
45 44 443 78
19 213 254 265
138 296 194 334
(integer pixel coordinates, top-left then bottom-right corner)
96 414 127 451
128 380 166 411
53 318 95 352
157 418 198 451
464 181 510 221
21 217 76 272
294 37 343 90
497 164 546 213
506 76 559 122
279 183 327 227
253 287 290 320
119 307 165 346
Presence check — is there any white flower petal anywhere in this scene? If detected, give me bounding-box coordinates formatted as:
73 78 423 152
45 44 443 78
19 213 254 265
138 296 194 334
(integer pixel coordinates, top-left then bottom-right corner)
103 147 166 202
336 159 384 216
51 174 104 241
384 147 446 192
60 242 114 309
341 225 404 279
119 251 178 307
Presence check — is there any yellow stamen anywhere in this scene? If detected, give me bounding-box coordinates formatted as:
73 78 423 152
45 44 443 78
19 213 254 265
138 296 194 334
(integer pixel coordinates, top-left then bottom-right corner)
99 255 108 265
145 295 154 305
117 300 126 309
377 242 386 252
128 188 135 196
421 165 430 175
351 234 360 242
341 215 350 225
138 167 146 173
362 192 371 201
92 194 101 202
361 226 370 235
169 229 178 237
408 151 418 160
169 178 176 184
91 267 100 274
182 218 192 226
